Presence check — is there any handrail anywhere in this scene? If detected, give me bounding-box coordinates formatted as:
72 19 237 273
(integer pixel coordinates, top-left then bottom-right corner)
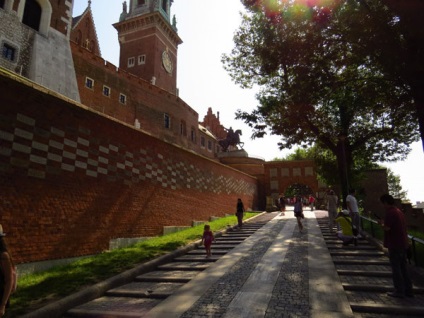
360 214 424 267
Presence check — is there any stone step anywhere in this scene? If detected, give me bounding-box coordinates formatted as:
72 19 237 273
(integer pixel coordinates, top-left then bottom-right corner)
135 270 200 283
333 259 390 266
157 262 211 271
64 296 160 317
187 249 228 255
209 244 237 249
337 269 392 277
173 255 219 262
344 283 424 293
329 251 385 257
351 302 424 316
327 245 377 250
105 281 184 299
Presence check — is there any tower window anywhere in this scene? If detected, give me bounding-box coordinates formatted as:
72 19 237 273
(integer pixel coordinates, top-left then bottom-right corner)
22 0 41 31
138 55 146 65
2 43 16 62
180 120 186 136
162 0 168 12
191 128 196 143
103 85 110 97
137 0 146 5
164 113 170 129
85 77 94 89
119 93 127 104
128 57 135 68
200 136 205 148
208 140 212 151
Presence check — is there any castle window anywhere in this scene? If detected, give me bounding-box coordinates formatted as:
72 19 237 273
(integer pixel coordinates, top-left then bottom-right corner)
200 136 205 148
22 0 41 31
103 85 110 97
128 57 135 68
208 140 212 151
85 77 94 89
119 93 127 104
164 113 170 129
137 0 146 5
293 168 301 176
138 55 146 65
191 128 196 143
281 168 289 177
0 0 5 9
2 43 16 62
305 167 313 176
162 0 168 12
180 120 186 136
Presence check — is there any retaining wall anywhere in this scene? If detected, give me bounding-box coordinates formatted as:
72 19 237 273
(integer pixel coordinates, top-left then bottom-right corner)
0 70 258 264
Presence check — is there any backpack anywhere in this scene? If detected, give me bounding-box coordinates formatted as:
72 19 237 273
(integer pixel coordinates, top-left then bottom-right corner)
342 215 358 236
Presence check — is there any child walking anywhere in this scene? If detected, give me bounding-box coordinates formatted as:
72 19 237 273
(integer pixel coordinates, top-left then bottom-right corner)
202 224 215 258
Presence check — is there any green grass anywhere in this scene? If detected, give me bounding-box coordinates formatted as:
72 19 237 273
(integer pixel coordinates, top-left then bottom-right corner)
9 213 260 316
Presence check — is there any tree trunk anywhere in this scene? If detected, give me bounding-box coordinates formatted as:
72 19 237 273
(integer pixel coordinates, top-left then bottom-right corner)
336 140 350 209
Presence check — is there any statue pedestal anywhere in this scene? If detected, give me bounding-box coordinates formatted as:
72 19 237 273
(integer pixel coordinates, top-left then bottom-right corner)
217 149 248 158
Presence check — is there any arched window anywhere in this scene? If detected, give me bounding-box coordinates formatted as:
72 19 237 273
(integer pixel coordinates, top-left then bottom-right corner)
18 0 52 36
22 0 42 31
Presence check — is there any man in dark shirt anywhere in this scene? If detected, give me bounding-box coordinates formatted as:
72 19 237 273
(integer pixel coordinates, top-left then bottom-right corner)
379 194 413 298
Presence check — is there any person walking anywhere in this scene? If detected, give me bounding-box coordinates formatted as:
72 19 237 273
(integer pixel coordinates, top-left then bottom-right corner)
379 194 413 298
327 190 338 232
0 225 14 317
236 198 245 229
201 224 215 258
293 196 304 232
346 189 361 237
335 210 355 246
308 195 316 211
279 195 286 216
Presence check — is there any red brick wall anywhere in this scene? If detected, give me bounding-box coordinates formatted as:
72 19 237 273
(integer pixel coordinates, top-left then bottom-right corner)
0 71 257 264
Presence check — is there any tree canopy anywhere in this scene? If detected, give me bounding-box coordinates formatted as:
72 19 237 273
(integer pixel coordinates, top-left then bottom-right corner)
222 0 419 201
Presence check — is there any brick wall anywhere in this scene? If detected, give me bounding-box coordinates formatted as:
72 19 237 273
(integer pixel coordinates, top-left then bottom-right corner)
0 70 258 264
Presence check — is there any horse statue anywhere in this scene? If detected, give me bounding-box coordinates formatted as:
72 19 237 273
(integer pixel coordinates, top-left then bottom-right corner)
218 128 244 152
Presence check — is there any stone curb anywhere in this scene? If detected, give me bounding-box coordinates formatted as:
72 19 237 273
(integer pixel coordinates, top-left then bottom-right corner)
21 212 266 318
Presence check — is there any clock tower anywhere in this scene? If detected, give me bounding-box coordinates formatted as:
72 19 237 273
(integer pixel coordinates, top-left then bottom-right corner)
113 0 182 94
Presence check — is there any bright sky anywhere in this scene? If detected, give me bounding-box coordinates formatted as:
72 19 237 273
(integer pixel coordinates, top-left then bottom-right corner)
72 0 424 204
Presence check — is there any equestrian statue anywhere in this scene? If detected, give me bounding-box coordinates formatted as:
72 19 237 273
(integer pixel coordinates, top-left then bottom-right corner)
218 127 244 152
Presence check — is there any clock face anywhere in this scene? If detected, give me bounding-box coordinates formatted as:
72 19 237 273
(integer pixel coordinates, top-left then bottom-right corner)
162 50 173 74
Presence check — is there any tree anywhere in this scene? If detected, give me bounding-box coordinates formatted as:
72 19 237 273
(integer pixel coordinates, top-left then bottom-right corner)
368 1 424 151
386 167 409 201
222 0 419 204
